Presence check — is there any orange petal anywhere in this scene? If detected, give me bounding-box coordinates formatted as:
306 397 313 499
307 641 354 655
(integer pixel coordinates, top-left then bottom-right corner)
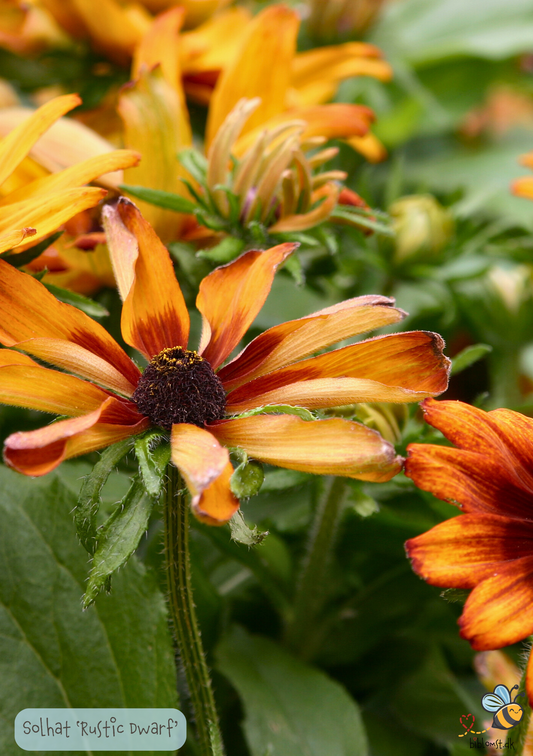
180 6 251 75
119 66 192 240
0 93 80 187
0 186 107 253
197 242 296 370
527 646 533 708
226 331 449 410
104 199 190 359
459 556 533 649
218 295 405 391
205 4 299 147
0 226 36 251
0 259 140 393
170 423 239 524
4 396 148 476
347 132 387 163
0 362 113 415
406 514 533 589
269 182 339 233
210 414 403 482
511 176 533 199
0 349 38 367
133 7 185 96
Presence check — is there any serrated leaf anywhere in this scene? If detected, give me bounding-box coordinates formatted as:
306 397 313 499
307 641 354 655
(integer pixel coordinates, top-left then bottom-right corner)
0 466 177 756
135 430 171 497
0 231 62 267
229 510 268 546
42 282 109 317
76 437 133 554
197 236 245 263
451 343 492 375
120 184 197 214
84 476 155 607
216 626 369 756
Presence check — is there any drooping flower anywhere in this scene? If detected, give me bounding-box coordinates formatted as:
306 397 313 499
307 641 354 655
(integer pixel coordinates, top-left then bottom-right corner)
0 199 449 523
405 398 533 705
0 93 139 254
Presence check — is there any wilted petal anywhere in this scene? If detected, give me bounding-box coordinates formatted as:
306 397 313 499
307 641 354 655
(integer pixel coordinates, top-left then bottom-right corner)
218 295 405 391
105 199 190 359
210 414 403 482
4 396 148 476
197 242 296 370
0 259 140 393
170 423 239 524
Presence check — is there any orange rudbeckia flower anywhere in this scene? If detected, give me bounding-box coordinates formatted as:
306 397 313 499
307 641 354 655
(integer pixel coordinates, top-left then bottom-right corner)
0 200 449 524
405 398 533 705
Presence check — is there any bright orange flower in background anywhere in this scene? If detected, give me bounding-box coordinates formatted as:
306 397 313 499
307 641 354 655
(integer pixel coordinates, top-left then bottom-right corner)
511 150 533 201
405 398 533 705
0 200 449 523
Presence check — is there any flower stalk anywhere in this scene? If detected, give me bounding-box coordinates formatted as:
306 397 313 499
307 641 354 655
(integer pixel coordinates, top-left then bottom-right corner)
164 464 224 756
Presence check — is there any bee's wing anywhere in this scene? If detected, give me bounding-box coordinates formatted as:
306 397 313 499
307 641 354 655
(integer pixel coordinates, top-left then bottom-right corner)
494 685 511 704
482 693 505 711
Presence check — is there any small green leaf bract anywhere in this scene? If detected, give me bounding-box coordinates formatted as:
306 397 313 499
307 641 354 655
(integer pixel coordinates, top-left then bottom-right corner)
451 343 492 375
42 282 109 317
229 510 268 546
134 430 171 498
120 184 197 214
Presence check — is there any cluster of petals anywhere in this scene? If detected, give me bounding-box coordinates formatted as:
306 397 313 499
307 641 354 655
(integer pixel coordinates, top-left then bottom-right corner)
0 200 449 524
405 398 533 705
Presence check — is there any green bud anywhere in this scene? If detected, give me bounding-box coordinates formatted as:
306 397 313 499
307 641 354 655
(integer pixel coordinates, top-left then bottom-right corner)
389 194 453 263
230 459 264 498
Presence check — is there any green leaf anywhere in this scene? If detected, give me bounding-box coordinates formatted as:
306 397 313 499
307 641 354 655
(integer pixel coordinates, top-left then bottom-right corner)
135 430 171 497
330 207 395 236
0 231 62 267
284 253 305 285
177 147 208 185
230 404 317 422
228 510 268 546
216 626 369 756
451 343 492 375
84 476 155 607
42 282 109 317
75 437 133 554
197 235 245 263
230 460 265 499
120 184 197 214
0 466 177 756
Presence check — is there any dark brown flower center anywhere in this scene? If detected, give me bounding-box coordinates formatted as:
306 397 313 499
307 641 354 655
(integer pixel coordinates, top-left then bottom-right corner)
132 347 226 430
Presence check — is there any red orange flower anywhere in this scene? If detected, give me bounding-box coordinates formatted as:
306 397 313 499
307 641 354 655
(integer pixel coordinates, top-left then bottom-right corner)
405 398 533 704
0 200 449 524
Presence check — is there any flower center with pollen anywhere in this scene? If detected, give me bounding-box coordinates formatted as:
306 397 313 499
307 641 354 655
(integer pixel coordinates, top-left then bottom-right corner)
132 347 226 430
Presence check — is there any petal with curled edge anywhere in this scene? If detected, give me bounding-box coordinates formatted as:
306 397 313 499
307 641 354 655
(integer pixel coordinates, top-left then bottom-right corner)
225 331 450 409
0 94 81 187
0 259 140 394
4 396 148 476
170 423 239 524
197 242 296 370
218 295 405 391
103 199 190 360
458 555 533 650
205 4 299 147
406 514 533 589
210 414 403 482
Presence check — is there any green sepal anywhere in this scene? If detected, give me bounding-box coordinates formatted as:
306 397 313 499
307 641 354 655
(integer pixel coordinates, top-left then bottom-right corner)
440 588 470 604
330 206 395 236
211 184 241 225
284 253 304 285
83 475 156 608
0 231 63 267
229 510 269 546
451 343 492 375
75 437 133 554
197 236 245 263
134 429 171 497
272 231 320 247
42 282 109 317
195 209 229 231
229 404 317 422
230 459 264 499
120 185 197 214
177 147 208 185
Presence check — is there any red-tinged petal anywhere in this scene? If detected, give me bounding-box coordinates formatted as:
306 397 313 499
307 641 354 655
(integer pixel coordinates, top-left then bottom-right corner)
0 259 140 393
218 296 406 391
0 94 80 187
170 423 239 524
405 442 533 519
526 647 533 708
104 199 190 359
0 363 113 415
458 556 533 649
197 242 296 370
226 331 450 408
4 396 148 476
210 415 403 482
406 514 533 589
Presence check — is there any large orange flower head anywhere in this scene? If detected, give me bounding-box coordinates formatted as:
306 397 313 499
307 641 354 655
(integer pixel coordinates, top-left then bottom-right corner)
405 398 533 705
0 200 449 524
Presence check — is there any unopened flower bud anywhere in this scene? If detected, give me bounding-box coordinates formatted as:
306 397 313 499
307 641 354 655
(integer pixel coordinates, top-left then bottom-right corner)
389 194 453 263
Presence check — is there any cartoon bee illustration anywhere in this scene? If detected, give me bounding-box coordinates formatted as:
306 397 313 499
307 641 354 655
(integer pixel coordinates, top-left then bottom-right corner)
481 684 524 730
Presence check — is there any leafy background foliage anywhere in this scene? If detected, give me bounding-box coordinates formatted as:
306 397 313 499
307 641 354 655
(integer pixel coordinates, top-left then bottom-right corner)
2 0 533 754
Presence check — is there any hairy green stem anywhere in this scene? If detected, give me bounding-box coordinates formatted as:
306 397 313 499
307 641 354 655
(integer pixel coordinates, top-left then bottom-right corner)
164 465 224 756
284 476 348 659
